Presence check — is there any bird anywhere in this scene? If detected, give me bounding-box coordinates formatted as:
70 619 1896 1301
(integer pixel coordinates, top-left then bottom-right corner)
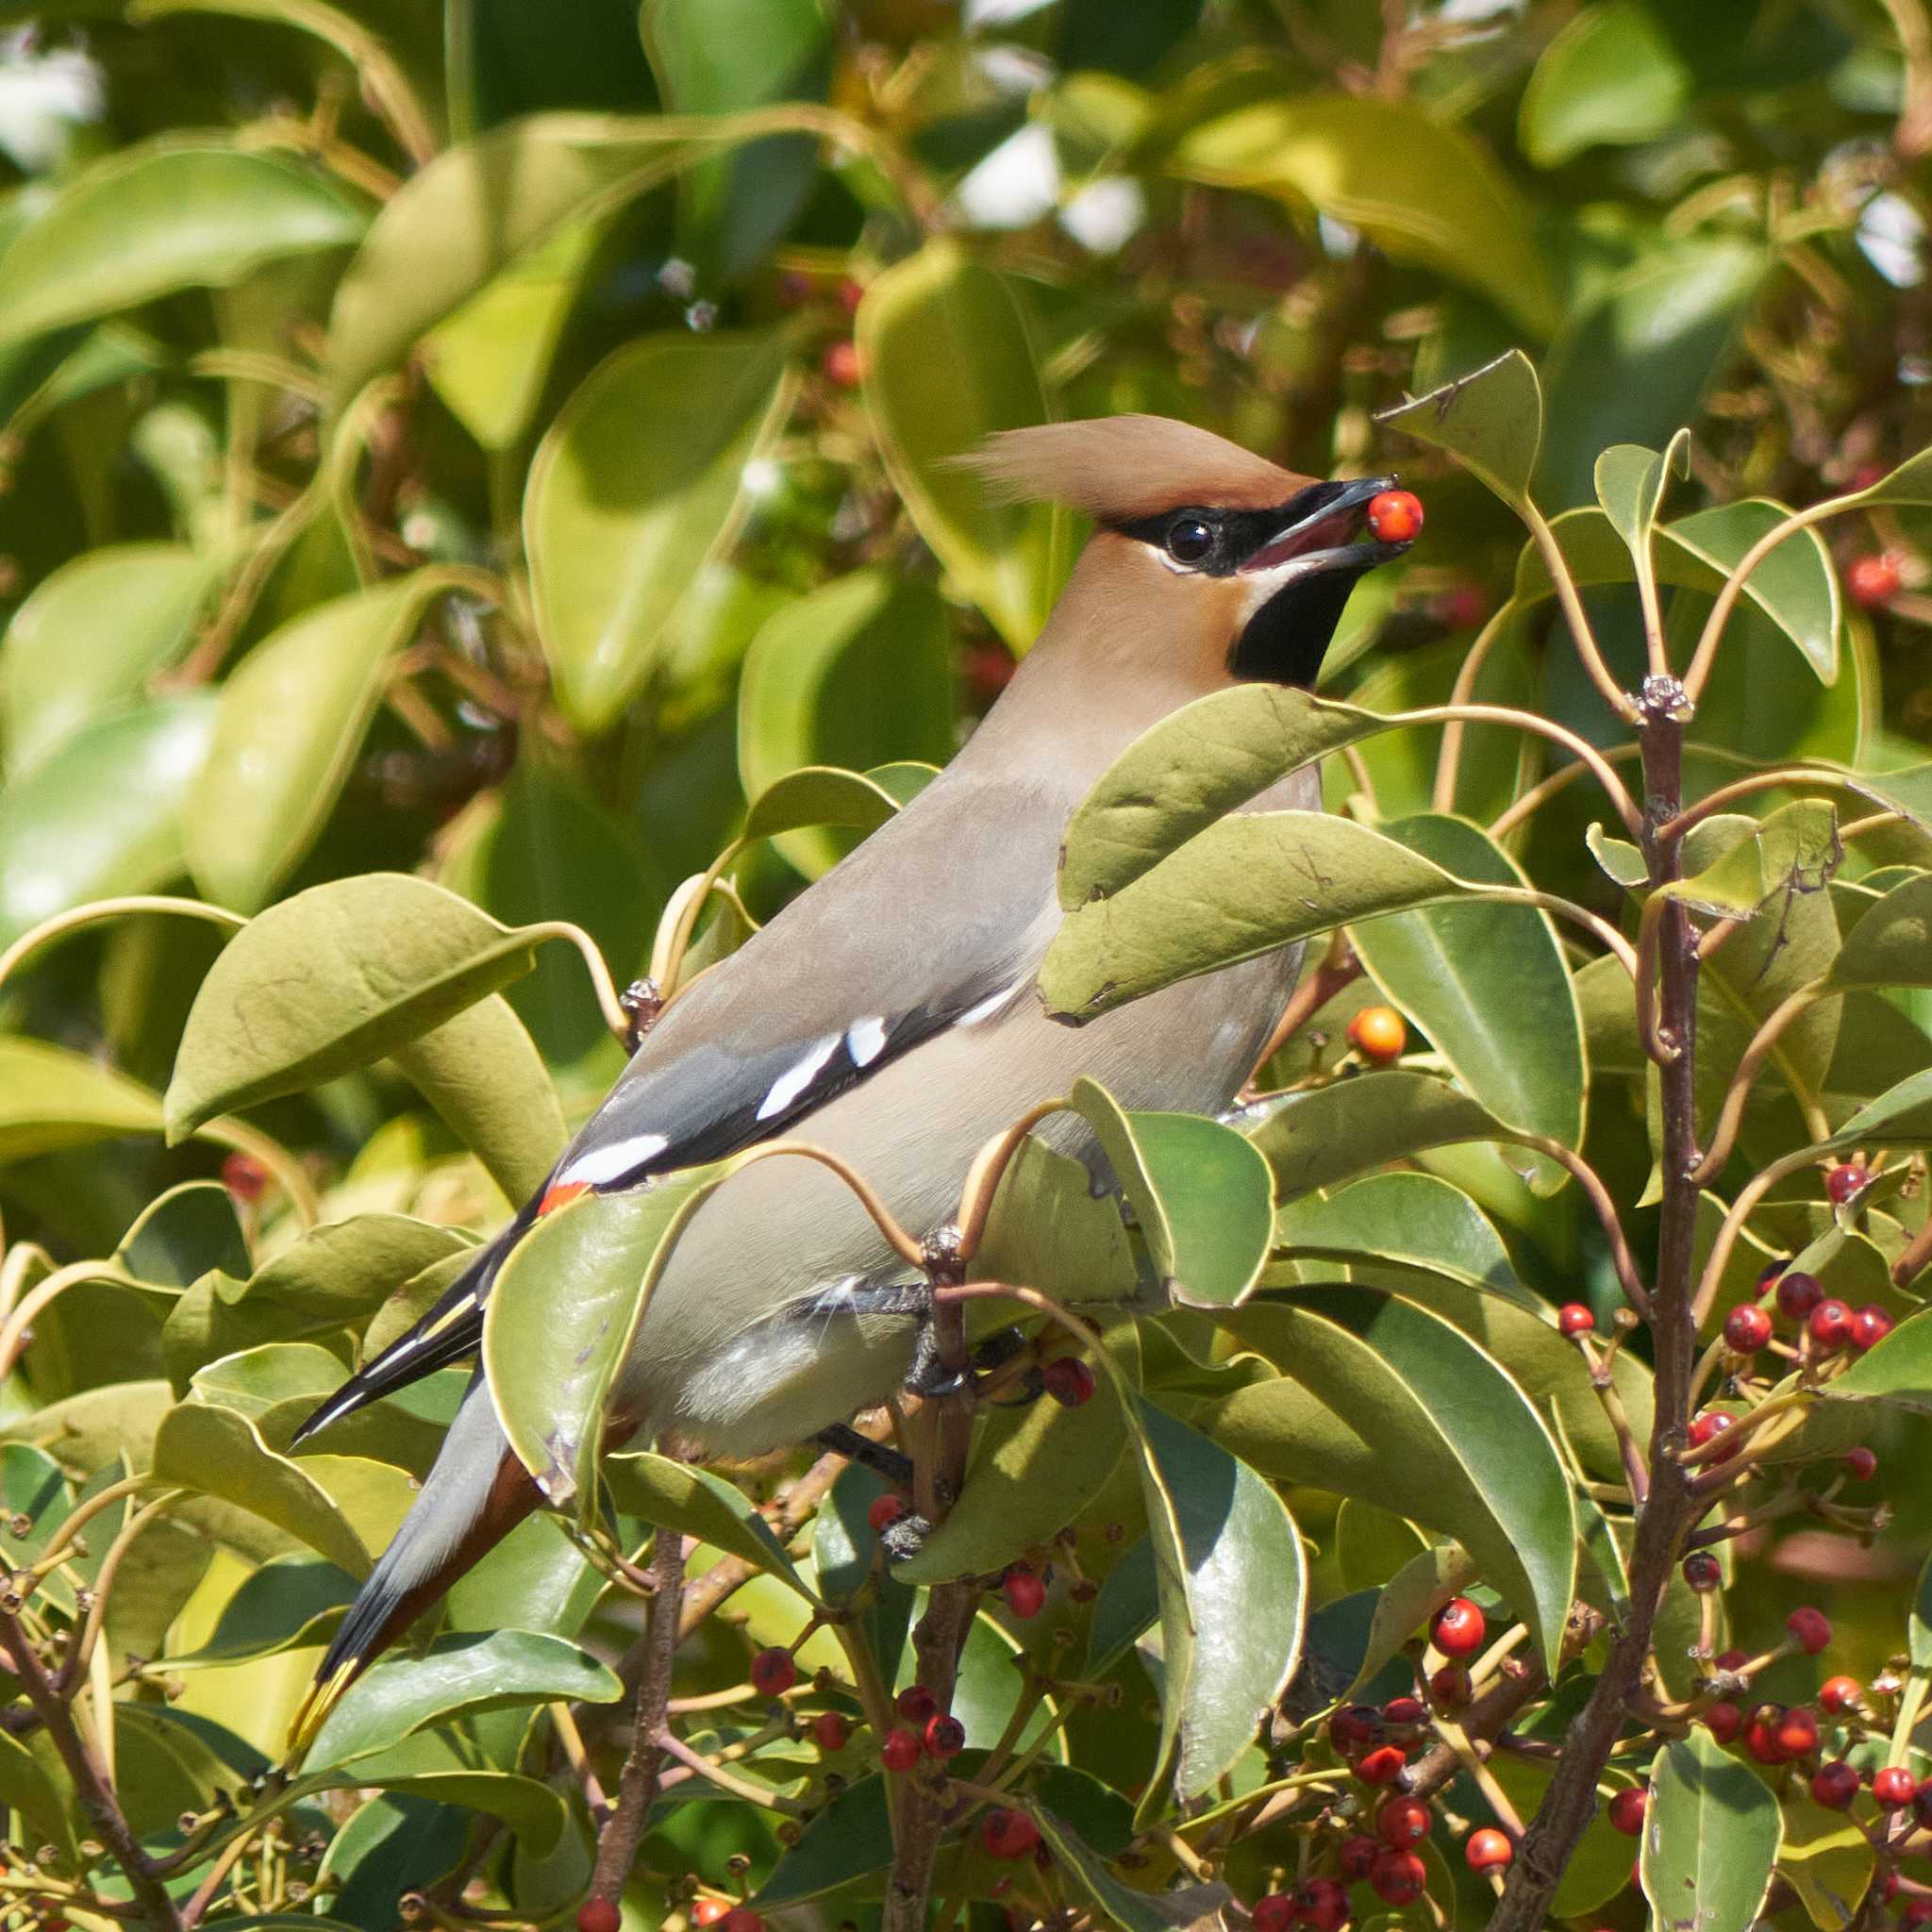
286 413 1414 1752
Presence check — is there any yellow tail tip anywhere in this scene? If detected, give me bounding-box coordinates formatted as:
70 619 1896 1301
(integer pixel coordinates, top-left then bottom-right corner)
285 1657 358 1761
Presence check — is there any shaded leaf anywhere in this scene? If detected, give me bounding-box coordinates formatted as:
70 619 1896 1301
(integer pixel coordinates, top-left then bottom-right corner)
1640 1729 1781 1932
603 1449 812 1596
0 1036 164 1164
164 1553 356 1668
1374 349 1542 511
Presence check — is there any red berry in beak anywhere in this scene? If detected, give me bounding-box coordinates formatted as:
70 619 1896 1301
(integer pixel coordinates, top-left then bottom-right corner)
1367 489 1424 543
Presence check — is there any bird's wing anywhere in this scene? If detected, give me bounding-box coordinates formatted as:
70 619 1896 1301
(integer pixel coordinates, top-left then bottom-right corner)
293 771 1065 1441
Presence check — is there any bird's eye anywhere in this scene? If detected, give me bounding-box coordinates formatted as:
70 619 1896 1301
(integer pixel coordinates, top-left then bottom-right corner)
1165 516 1215 565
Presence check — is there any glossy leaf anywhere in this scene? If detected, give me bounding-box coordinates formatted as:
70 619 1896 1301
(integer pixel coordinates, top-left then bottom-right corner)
1041 811 1488 1023
0 696 217 947
165 874 546 1138
603 1448 812 1597
1035 1807 1198 1932
1 543 223 773
303 1629 621 1772
1173 97 1557 334
0 1036 164 1164
739 760 934 847
1120 1109 1275 1306
1595 431 1690 601
1640 1729 1781 1932
0 140 366 347
116 1179 250 1289
1349 1542 1478 1694
967 1134 1139 1307
753 1773 890 1907
1349 813 1585 1174
187 573 458 911
483 1173 721 1508
1780 1792 1875 1932
857 242 1067 651
1208 1292 1576 1669
1128 1396 1305 1809
1375 349 1543 511
737 574 957 878
1519 0 1690 164
164 1553 356 1668
525 329 795 734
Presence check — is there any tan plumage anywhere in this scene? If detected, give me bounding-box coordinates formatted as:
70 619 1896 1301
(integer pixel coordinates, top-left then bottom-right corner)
286 414 1412 1754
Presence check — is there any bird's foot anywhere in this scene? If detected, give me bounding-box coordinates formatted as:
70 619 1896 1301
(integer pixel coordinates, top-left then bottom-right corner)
815 1422 914 1487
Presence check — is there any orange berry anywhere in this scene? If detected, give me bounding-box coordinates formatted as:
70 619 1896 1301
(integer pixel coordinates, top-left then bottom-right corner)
1348 1005 1407 1063
1367 489 1424 543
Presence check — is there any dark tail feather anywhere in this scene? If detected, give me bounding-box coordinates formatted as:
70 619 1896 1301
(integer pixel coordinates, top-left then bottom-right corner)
291 1212 531 1446
289 1374 542 1758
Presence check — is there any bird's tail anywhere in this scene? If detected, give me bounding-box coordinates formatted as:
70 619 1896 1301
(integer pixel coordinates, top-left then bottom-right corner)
288 1374 541 1759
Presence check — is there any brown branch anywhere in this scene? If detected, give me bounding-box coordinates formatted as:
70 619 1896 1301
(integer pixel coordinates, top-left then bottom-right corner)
587 1528 687 1905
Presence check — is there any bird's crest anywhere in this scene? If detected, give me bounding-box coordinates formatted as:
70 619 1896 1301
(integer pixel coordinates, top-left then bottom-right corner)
959 414 1310 523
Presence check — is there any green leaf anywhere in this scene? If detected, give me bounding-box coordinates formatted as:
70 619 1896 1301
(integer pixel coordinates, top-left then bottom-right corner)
0 1036 164 1164
1348 1542 1479 1696
1041 812 1489 1023
1035 1807 1203 1932
857 242 1068 651
525 329 795 734
737 573 957 877
753 1772 890 1907
1058 683 1407 910
164 1553 356 1668
1519 0 1691 165
390 997 569 1205
1640 1729 1781 1932
0 1728 77 1868
1513 497 1839 682
116 1180 250 1290
603 1449 812 1597
739 761 933 847
1595 431 1690 620
1831 871 1932 990
1208 1292 1576 1671
1374 349 1543 511
0 695 217 947
0 543 224 774
968 1134 1139 1307
165 874 549 1138
153 1401 372 1575
239 1214 472 1327
0 139 366 348
303 1629 621 1772
1664 824 1769 918
1172 97 1557 335
641 0 830 281
1240 1069 1522 1204
1128 1397 1306 1809
483 1174 723 1508
1824 1304 1932 1410
1779 1791 1876 1932
1349 813 1586 1174
1122 1110 1275 1306
187 572 459 911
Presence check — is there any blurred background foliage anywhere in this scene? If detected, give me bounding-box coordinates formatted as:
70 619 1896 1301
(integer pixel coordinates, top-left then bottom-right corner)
5 0 1932 1924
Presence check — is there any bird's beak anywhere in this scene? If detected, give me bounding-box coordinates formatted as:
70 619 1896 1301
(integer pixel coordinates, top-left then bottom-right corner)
1239 475 1410 578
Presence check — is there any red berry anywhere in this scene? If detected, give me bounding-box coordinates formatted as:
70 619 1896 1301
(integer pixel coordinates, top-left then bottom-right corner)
1557 1303 1595 1338
221 1150 269 1202
721 1912 763 1932
1808 1299 1856 1350
1382 1696 1426 1726
1744 1709 1784 1765
1357 1744 1407 1785
881 1727 922 1772
1811 1760 1861 1810
1906 1903 1932 1928
1294 1877 1349 1930
923 1713 965 1760
1826 1161 1869 1205
1776 1270 1824 1319
1369 1848 1426 1905
822 340 861 389
691 1905 728 1928
981 1807 1040 1860
1465 1827 1512 1873
1713 1648 1748 1674
836 278 864 317
1786 1606 1832 1656
1607 1788 1647 1836
1429 1663 1472 1707
1377 1795 1431 1847
1723 1304 1773 1353
1687 1412 1739 1464
1875 1765 1918 1808
1348 1004 1407 1063
576 1903 621 1932
895 1684 937 1724
1250 1898 1295 1932
1820 1674 1862 1714
1366 489 1424 544
868 1493 906 1534
1774 1707 1819 1760
1682 1552 1721 1591
1842 1445 1878 1481
1042 1357 1096 1407
1338 1835 1379 1880
1913 1781 1932 1830
812 1711 850 1752
1849 554 1903 607
1001 1567 1046 1619
1852 1304 1892 1350
963 642 1015 707
1330 1705 1382 1755
749 1647 796 1698
1438 583 1489 630
1703 1700 1742 1742
1432 1597 1486 1657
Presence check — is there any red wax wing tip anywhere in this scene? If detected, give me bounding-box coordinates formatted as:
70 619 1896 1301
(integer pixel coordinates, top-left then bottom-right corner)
1367 489 1424 543
539 1178 592 1218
